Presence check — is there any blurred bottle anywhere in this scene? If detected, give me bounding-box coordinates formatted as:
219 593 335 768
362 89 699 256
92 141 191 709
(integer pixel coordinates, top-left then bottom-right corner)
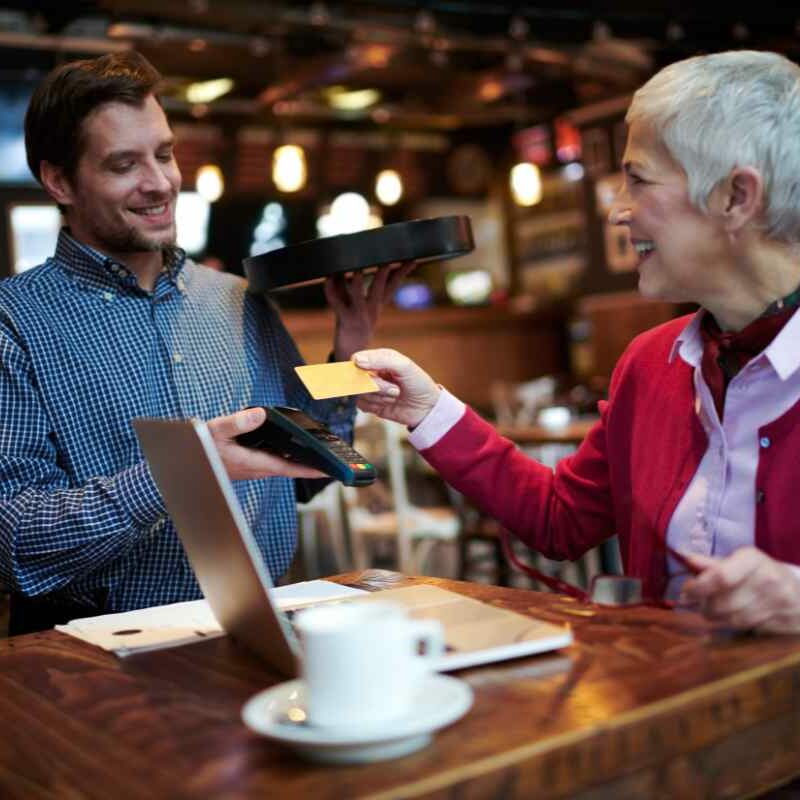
568 316 593 383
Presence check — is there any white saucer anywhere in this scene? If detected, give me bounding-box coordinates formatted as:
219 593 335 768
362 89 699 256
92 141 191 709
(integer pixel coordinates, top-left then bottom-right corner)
241 674 473 764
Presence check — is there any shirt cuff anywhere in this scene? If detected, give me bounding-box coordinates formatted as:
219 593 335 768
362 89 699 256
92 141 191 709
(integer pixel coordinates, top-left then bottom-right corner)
407 388 466 451
113 460 168 527
786 564 800 588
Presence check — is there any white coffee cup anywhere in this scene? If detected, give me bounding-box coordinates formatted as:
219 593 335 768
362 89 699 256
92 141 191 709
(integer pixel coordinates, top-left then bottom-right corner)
294 601 445 730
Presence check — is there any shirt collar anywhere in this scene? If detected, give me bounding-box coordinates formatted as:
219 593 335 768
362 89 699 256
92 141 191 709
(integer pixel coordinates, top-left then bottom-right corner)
670 306 800 380
54 228 187 293
764 306 800 380
669 310 704 367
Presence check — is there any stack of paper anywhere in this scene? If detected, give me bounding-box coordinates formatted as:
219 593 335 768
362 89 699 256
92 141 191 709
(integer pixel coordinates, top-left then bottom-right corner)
55 579 367 657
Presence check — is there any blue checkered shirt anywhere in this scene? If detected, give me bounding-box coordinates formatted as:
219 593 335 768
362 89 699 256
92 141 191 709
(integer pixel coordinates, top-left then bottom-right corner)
0 229 354 612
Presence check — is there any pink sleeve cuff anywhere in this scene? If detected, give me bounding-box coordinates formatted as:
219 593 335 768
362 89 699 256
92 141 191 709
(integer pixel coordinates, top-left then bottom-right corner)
786 564 800 587
407 388 466 450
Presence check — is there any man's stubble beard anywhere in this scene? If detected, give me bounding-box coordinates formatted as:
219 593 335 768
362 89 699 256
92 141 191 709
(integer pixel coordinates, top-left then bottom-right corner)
100 220 177 255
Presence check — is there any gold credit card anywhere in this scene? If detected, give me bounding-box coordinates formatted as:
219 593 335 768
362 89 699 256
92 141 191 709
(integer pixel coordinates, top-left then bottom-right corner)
294 361 380 400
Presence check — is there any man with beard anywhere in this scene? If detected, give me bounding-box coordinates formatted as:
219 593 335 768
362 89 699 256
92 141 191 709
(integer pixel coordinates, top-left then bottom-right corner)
0 51 403 634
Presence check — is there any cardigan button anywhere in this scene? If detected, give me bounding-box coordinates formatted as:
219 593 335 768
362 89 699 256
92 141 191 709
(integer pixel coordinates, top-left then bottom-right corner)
756 489 765 504
759 436 771 448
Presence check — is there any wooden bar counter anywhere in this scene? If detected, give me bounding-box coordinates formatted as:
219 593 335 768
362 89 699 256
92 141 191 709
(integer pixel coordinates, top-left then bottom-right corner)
282 305 567 411
495 416 600 447
2 573 799 799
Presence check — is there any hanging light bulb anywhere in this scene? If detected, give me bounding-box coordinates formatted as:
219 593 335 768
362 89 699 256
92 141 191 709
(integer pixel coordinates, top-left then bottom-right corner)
273 144 307 193
318 192 381 236
510 162 542 206
330 192 370 230
185 77 234 104
375 169 403 206
195 164 224 202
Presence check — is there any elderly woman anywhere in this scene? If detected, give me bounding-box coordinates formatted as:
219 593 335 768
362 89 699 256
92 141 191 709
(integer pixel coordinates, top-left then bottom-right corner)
354 49 800 634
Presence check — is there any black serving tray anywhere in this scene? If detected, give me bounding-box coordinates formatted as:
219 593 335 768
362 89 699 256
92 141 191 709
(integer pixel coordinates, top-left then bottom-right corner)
243 215 474 292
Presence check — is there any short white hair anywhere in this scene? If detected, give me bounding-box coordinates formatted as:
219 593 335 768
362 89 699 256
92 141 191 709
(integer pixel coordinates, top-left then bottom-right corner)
627 50 800 243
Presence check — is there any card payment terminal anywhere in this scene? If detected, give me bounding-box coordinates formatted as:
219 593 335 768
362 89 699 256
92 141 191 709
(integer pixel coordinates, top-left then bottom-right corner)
235 406 376 487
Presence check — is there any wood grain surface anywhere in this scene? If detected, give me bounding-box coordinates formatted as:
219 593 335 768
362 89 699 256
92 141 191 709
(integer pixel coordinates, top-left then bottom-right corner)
282 306 566 412
495 416 600 446
2 572 799 799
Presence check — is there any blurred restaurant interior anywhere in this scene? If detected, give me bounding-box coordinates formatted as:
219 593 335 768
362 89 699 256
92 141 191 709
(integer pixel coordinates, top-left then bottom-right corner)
7 9 800 796
1 2 800 589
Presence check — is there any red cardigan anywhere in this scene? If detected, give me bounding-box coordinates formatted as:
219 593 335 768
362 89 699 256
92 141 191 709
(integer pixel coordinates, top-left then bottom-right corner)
420 315 800 599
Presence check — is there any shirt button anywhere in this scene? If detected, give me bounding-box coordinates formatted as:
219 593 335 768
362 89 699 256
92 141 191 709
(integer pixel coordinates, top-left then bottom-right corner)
756 489 765 504
759 436 771 448
173 353 184 364
102 291 113 302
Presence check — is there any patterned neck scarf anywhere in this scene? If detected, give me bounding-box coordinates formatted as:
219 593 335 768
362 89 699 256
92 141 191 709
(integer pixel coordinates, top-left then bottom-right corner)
699 284 800 420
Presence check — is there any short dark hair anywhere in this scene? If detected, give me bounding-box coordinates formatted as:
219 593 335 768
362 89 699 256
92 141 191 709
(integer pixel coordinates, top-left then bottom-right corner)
24 50 162 184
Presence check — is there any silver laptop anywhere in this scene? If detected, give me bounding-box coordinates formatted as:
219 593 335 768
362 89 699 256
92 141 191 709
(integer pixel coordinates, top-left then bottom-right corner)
133 417 572 677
